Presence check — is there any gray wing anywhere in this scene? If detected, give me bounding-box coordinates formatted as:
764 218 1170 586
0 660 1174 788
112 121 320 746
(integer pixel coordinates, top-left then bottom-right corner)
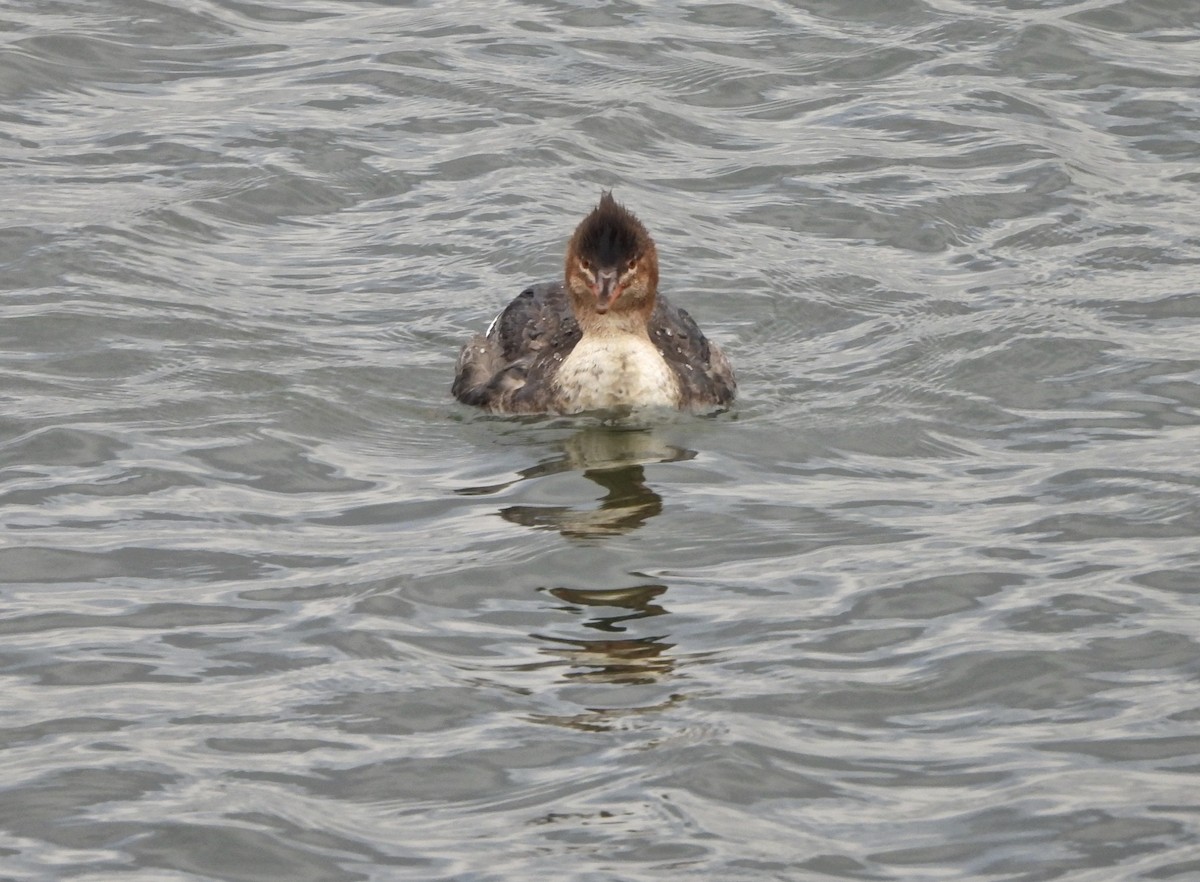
452 282 580 412
650 294 737 409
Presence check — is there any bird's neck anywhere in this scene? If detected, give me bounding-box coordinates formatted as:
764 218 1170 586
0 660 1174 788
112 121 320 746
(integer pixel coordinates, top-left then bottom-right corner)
576 305 654 339
570 283 656 338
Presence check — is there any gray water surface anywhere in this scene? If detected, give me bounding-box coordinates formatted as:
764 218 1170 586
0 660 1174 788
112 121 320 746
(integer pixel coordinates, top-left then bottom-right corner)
3 1 1200 880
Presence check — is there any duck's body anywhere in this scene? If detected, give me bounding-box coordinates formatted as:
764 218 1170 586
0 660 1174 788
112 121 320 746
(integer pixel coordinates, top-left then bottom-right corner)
452 194 735 415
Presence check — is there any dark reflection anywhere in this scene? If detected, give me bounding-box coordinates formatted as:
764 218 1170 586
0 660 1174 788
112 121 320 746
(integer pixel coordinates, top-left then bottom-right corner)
501 464 662 537
457 425 695 538
456 427 695 725
535 584 674 685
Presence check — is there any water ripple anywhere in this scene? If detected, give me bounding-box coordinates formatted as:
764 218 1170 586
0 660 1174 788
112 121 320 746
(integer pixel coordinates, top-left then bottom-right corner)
3 0 1200 879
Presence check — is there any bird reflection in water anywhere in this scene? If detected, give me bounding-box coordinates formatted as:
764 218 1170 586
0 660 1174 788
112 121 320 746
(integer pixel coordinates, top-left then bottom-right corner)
536 584 674 685
457 424 695 539
456 425 693 725
501 462 662 537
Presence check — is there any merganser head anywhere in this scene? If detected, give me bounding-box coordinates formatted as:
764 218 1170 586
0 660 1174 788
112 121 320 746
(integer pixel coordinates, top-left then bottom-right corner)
565 192 659 321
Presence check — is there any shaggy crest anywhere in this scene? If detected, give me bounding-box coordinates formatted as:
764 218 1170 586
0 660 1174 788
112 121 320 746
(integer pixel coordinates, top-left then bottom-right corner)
572 192 649 268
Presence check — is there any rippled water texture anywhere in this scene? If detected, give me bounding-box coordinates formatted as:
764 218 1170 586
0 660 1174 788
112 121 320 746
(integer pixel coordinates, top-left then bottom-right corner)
2 0 1200 879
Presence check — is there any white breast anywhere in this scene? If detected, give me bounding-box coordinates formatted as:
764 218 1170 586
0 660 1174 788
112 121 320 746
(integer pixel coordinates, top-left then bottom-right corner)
555 333 680 412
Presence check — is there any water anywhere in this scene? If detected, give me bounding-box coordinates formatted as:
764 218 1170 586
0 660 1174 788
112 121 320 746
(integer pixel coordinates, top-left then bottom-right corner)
2 0 1199 879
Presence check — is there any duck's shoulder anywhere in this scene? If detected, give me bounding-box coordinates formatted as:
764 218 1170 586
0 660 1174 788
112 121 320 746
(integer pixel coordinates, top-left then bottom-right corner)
452 282 580 413
491 282 579 362
649 293 737 408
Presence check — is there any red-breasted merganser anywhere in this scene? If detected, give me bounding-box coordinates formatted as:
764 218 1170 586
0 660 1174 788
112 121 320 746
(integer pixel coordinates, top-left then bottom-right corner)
452 193 736 414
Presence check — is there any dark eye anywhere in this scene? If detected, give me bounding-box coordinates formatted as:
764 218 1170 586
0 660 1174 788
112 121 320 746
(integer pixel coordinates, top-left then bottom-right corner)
626 258 637 272
580 259 591 272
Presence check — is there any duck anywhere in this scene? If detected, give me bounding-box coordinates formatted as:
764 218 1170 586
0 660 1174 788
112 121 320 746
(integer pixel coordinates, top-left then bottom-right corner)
452 192 736 414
